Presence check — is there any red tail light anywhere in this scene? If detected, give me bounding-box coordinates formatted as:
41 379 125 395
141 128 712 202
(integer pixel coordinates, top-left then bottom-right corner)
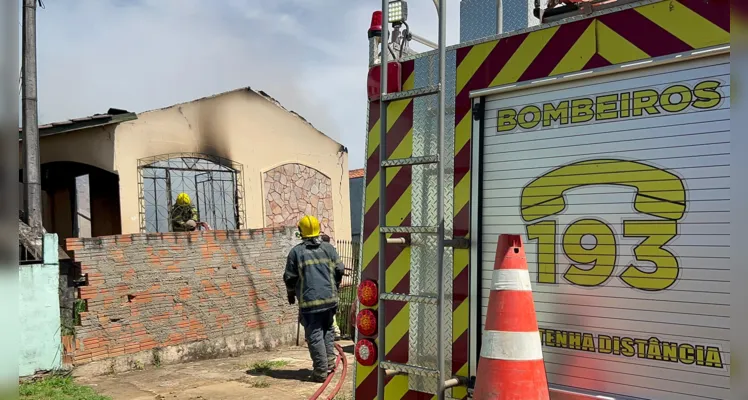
357 280 379 307
356 309 377 337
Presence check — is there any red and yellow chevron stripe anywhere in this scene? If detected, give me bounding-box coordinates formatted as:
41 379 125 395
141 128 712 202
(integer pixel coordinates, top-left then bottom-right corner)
357 60 437 400
359 1 728 399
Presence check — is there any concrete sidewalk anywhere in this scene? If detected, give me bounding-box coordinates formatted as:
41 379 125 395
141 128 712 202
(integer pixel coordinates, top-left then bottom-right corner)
76 341 355 400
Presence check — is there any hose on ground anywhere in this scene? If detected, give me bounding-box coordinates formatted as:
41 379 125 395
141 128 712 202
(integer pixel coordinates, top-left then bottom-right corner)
326 343 348 400
308 342 348 400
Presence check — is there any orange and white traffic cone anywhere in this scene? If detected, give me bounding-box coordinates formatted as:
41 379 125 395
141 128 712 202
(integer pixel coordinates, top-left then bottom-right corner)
473 234 549 400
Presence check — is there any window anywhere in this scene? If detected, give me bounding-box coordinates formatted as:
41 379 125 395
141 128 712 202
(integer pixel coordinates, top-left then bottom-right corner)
138 154 245 232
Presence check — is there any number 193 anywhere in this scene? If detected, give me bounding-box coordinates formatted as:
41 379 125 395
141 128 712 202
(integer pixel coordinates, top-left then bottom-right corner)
526 218 680 291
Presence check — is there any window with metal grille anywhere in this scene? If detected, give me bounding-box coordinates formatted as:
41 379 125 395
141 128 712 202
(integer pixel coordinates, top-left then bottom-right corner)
138 154 246 232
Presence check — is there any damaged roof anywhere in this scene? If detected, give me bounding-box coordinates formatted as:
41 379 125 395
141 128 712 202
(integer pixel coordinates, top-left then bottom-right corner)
20 87 346 150
18 108 138 139
140 86 346 149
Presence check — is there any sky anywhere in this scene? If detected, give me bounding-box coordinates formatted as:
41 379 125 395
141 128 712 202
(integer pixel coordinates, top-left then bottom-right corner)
34 0 461 169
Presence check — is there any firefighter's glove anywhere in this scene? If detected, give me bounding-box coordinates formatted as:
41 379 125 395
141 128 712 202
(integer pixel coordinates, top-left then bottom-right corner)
287 293 296 305
186 220 197 229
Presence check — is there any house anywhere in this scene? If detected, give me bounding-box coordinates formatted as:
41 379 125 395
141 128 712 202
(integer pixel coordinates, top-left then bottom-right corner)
349 168 364 243
20 87 352 244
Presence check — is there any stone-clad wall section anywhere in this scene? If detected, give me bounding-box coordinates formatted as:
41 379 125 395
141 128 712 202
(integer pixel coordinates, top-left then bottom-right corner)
263 163 335 239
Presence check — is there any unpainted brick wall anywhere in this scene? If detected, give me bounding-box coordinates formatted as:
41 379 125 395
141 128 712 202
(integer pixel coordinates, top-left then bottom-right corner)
64 227 299 366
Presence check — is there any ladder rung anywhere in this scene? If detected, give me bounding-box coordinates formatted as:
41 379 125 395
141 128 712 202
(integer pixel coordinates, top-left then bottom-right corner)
381 155 439 167
380 226 437 234
381 84 440 102
381 292 437 304
386 237 409 245
380 361 439 377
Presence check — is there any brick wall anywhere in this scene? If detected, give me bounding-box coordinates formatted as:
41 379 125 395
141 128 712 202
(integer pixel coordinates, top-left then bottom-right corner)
64 227 299 375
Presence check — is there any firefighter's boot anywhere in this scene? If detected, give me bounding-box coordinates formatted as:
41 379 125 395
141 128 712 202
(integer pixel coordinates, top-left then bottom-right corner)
309 370 327 383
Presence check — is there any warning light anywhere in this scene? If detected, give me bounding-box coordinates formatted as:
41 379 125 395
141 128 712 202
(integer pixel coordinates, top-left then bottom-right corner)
355 339 377 366
357 280 379 307
356 309 377 337
368 11 382 38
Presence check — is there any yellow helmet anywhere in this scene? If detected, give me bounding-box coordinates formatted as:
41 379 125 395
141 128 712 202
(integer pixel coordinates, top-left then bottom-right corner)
176 193 191 206
297 215 321 238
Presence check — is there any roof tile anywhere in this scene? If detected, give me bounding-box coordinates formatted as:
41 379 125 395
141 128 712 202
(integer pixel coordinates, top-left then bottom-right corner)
349 169 365 179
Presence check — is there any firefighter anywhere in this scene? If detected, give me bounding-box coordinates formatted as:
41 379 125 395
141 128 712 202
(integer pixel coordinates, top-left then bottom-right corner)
284 216 345 382
171 193 199 232
320 234 343 340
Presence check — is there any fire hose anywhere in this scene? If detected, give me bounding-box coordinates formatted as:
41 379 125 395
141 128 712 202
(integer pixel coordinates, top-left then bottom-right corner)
308 342 348 400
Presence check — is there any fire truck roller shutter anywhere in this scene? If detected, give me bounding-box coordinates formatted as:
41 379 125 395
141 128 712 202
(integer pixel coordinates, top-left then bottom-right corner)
477 54 730 400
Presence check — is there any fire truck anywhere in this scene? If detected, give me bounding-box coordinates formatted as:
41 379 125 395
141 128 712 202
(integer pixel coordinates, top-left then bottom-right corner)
351 0 731 399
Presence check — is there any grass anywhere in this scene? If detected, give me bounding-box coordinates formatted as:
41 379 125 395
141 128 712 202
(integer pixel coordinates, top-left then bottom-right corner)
246 360 290 374
247 379 271 388
152 348 162 368
73 299 87 326
20 376 111 400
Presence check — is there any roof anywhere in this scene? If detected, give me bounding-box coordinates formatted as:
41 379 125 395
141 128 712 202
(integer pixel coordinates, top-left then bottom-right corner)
19 108 138 139
24 87 347 151
140 86 346 149
349 169 365 179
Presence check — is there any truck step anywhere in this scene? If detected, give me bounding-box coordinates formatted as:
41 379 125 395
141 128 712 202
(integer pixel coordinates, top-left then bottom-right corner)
381 84 440 102
381 155 439 167
380 292 438 304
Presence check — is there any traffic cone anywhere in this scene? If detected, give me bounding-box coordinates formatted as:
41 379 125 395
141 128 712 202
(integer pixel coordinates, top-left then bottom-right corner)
473 234 549 400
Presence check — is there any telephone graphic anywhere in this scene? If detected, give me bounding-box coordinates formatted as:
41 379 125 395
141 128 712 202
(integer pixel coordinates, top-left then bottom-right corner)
520 159 687 291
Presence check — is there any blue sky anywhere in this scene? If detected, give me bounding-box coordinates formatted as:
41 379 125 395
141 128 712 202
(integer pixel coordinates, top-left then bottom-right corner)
34 0 461 169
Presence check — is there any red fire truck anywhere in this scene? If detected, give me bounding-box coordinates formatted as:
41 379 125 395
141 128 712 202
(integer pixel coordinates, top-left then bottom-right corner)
351 0 730 399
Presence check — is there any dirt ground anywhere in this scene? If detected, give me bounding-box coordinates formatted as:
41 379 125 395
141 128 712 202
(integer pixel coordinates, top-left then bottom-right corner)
76 341 355 400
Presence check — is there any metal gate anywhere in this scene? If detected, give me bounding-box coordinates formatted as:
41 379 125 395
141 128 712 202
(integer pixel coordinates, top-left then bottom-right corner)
336 239 361 339
195 171 240 230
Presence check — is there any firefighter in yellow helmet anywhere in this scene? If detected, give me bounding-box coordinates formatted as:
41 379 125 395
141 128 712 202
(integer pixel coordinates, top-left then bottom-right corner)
170 193 199 232
283 216 345 382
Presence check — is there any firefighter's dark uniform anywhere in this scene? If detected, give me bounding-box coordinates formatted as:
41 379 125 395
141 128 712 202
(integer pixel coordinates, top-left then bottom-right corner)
170 203 198 232
284 237 345 381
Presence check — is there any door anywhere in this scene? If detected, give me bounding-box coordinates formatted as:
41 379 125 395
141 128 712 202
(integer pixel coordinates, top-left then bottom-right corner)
477 53 730 399
195 171 239 230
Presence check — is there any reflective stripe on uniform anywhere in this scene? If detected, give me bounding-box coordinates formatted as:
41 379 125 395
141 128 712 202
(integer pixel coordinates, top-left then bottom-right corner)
300 297 339 308
297 254 340 309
